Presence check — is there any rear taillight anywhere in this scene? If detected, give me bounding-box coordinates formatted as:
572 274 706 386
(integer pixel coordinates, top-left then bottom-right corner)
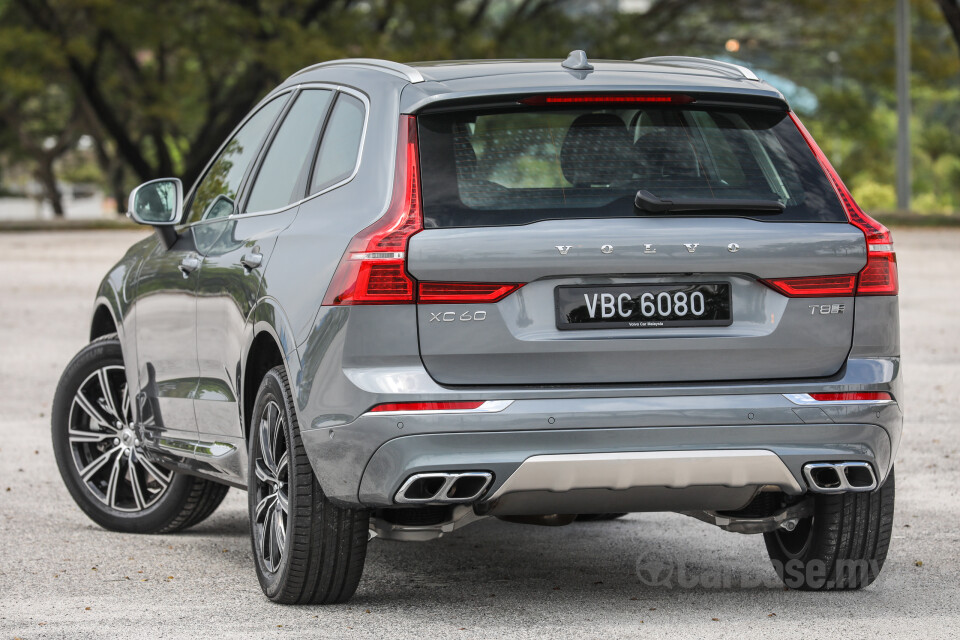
856 250 898 295
789 112 898 296
322 117 524 306
761 274 856 298
418 282 523 304
322 116 422 305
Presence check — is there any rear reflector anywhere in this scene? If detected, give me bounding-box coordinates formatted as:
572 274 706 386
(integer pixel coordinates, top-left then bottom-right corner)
418 282 523 304
322 116 422 305
369 401 485 413
808 392 893 402
520 94 694 106
761 274 856 298
789 112 898 296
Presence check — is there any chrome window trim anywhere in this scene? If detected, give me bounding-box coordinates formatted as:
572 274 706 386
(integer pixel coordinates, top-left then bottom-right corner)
182 84 371 227
227 84 371 221
178 87 297 230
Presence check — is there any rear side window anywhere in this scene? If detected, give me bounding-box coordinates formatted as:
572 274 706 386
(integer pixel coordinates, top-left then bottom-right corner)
310 94 365 195
246 89 334 213
417 105 845 228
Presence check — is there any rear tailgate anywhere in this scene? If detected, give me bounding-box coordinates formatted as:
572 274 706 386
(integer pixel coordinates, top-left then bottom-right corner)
409 218 863 385
412 97 862 386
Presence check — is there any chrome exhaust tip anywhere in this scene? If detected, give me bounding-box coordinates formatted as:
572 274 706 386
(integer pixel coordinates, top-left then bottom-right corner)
395 472 493 504
803 462 877 493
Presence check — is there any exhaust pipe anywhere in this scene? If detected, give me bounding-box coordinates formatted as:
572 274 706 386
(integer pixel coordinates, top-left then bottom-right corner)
395 472 493 504
803 462 877 494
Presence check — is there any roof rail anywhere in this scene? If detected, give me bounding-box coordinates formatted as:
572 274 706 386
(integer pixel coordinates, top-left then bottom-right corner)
288 58 425 84
634 56 759 82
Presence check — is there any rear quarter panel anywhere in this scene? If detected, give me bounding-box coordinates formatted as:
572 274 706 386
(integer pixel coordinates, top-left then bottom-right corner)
263 68 407 348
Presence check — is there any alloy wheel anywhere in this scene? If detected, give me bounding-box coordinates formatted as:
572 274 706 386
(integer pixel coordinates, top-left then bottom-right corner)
252 400 289 574
772 515 815 558
68 365 172 512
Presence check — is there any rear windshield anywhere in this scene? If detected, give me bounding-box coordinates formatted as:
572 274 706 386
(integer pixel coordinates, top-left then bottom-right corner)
417 105 845 228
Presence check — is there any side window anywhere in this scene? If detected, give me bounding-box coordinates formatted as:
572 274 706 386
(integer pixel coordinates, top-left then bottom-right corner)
185 95 286 224
245 89 334 213
310 94 365 195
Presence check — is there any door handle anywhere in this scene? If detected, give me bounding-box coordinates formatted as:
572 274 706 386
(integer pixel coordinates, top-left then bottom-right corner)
241 251 263 271
178 254 200 276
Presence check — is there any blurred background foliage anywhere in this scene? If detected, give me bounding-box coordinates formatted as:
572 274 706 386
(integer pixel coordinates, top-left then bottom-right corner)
0 0 957 216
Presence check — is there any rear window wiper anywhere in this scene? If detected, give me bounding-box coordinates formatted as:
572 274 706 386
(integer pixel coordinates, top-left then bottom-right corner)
634 189 786 213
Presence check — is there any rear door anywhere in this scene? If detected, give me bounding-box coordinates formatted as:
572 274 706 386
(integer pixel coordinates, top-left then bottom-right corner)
136 93 287 444
411 98 864 385
193 87 343 441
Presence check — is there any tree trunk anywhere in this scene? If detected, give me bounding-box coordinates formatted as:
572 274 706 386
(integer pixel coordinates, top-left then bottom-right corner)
110 164 127 215
35 157 65 217
938 0 960 57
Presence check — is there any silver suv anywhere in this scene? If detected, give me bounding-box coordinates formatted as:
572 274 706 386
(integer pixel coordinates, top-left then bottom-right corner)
52 53 901 604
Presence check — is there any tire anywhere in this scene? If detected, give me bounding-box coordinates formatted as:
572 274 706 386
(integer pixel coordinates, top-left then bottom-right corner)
763 467 895 590
52 335 230 534
575 513 628 522
248 365 369 604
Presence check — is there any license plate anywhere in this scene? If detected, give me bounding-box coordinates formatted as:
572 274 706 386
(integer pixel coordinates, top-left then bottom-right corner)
555 283 732 330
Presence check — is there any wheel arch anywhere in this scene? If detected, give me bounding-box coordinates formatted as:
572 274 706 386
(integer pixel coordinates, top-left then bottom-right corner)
90 301 119 341
241 298 303 444
242 331 286 443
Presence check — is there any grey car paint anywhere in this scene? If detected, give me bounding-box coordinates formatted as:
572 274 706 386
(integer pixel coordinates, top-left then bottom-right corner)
397 60 788 113
301 354 901 507
132 230 204 442
354 422 891 510
194 208 299 441
408 219 865 385
89 58 902 517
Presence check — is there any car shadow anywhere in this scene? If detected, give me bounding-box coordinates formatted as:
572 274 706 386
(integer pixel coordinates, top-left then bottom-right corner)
179 509 884 610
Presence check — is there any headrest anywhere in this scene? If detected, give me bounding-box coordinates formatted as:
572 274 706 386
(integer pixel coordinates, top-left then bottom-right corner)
560 114 635 187
634 128 701 181
453 124 479 181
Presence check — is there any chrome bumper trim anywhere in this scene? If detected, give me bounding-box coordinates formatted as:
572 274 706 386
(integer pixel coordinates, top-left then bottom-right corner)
488 449 803 499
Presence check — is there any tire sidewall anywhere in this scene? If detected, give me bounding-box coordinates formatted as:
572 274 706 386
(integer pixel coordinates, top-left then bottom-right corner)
247 368 296 599
764 468 895 590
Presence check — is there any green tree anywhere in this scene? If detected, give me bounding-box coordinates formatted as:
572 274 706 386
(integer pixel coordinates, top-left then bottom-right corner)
0 0 958 215
0 18 84 215
0 0 579 196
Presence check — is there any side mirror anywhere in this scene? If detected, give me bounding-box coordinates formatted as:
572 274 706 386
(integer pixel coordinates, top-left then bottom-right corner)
128 178 183 226
128 178 182 249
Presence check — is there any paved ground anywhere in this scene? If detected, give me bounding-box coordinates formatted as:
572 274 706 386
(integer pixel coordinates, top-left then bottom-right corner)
0 194 115 221
1 229 958 639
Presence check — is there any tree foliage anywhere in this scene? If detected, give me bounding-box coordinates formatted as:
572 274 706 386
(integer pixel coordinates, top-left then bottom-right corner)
0 0 957 215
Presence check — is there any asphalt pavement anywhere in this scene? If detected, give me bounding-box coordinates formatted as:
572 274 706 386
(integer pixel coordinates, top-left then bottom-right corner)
1 229 958 638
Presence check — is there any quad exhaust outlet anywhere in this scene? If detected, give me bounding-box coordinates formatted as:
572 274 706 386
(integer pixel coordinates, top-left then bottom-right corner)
395 472 494 504
803 462 877 493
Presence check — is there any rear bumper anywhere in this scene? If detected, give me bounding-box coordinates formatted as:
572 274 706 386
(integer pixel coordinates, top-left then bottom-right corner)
300 361 902 510
348 422 892 513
